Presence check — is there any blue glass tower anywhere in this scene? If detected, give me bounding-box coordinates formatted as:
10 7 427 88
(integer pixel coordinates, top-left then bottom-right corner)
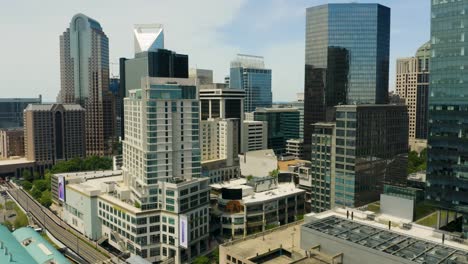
303 3 390 159
230 54 272 112
427 0 468 236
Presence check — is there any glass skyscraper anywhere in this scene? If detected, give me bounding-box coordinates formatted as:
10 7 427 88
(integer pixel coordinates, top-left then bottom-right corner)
303 3 390 159
427 0 468 236
230 54 272 112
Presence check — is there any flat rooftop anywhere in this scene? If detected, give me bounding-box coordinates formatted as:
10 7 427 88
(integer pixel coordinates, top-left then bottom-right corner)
67 175 124 196
304 211 468 264
210 178 247 190
0 157 34 166
242 183 305 204
55 170 123 179
221 221 325 264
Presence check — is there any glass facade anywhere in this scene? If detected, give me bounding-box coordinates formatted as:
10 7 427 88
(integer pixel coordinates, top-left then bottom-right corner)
334 105 408 208
0 97 42 128
253 109 300 155
427 0 468 236
303 3 390 159
230 67 272 112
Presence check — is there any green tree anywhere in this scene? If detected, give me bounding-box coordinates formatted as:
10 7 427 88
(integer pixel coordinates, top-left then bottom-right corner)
33 179 49 192
22 170 33 182
21 180 33 191
269 169 279 178
14 211 28 228
31 188 42 200
193 256 210 264
210 248 219 264
39 191 52 208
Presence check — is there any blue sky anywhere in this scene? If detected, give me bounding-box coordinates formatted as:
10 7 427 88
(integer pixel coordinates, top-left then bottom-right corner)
0 0 430 102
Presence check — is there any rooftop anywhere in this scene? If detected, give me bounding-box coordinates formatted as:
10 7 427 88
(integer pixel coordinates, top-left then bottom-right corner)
0 157 34 166
54 170 123 180
67 175 124 197
221 221 326 264
242 183 305 205
0 225 70 264
304 209 468 263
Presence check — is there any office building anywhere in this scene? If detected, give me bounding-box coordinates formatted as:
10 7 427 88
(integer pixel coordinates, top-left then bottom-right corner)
211 178 305 238
303 3 390 159
396 42 430 149
110 77 123 140
61 171 210 263
427 0 468 237
253 108 300 155
199 84 245 122
201 118 240 183
230 54 272 112
0 225 70 264
286 138 304 159
300 105 408 212
121 50 188 95
0 96 42 129
59 14 114 156
309 122 336 213
301 209 468 264
333 105 408 207
0 128 24 159
24 104 85 168
241 120 267 153
189 68 213 85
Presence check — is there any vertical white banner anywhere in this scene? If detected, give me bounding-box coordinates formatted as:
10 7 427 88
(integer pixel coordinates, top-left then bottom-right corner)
179 214 188 248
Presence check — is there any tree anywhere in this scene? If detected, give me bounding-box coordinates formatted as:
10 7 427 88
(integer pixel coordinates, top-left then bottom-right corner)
22 170 33 182
40 191 52 208
21 181 33 191
193 256 210 264
210 248 219 264
14 211 28 228
246 175 253 181
33 179 49 192
269 169 279 178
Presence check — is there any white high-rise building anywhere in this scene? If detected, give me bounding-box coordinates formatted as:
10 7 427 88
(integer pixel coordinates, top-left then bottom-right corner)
241 120 268 153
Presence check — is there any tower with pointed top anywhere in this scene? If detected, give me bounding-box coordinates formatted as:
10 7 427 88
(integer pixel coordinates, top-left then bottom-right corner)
133 24 164 54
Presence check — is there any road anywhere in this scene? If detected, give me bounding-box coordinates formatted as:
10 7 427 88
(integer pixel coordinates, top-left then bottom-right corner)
6 184 112 264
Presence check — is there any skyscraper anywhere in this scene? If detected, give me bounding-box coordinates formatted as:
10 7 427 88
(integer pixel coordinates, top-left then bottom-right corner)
24 104 85 168
230 54 272 112
427 0 468 236
303 3 390 159
396 42 430 149
59 14 114 156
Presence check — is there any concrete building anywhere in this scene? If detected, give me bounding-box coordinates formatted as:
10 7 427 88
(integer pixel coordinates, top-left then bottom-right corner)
301 105 408 213
253 108 300 155
189 68 213 85
0 225 70 264
211 178 305 237
60 172 210 263
286 138 304 160
201 118 240 183
0 96 42 129
241 121 267 153
199 84 245 122
301 208 468 264
0 158 35 178
238 149 277 178
230 54 272 112
396 42 430 150
59 13 115 156
24 104 85 168
219 221 332 264
0 128 24 159
51 170 122 205
273 93 305 139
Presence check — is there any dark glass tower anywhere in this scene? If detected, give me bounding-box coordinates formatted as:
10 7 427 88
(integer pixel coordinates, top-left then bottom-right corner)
427 0 468 236
303 3 390 159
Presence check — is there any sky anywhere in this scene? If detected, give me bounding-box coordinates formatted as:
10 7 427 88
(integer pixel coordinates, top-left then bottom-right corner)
0 0 430 102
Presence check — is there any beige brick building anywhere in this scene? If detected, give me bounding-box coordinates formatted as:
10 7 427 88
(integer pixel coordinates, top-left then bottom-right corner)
24 104 85 167
395 42 430 150
0 128 25 159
